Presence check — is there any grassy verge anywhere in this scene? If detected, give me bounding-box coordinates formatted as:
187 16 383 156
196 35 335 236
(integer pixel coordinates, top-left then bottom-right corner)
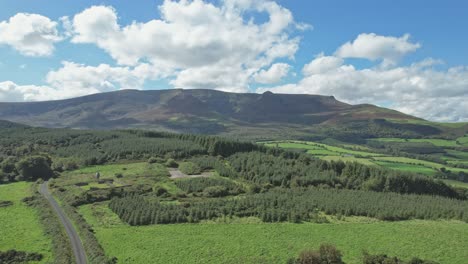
53 189 116 264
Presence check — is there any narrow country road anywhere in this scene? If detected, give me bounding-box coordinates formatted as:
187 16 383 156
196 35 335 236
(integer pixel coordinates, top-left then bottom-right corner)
40 181 87 264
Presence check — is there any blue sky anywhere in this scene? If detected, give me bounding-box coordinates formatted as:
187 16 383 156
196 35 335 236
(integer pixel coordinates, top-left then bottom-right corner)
0 0 467 121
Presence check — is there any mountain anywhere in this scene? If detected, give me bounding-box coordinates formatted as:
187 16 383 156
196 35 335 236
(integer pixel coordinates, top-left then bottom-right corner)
0 89 466 140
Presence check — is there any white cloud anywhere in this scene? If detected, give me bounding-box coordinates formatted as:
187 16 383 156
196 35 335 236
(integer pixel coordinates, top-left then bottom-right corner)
259 54 468 122
0 61 167 102
0 13 62 56
0 81 70 102
254 63 291 84
69 1 301 91
302 53 344 75
46 61 144 93
335 33 420 66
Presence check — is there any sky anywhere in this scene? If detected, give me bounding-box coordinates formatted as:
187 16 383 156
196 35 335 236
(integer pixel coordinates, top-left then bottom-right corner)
0 0 468 122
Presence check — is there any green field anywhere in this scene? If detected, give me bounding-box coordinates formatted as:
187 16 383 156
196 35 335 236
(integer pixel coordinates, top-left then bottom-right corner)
373 161 437 175
457 135 468 145
59 162 169 187
322 155 377 166
262 140 468 181
373 156 468 174
374 138 461 147
79 203 468 264
0 182 52 262
263 141 382 157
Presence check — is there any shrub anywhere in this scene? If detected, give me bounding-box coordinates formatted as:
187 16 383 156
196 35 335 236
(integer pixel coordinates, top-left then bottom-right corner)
148 157 165 164
290 244 345 264
178 162 202 175
165 159 178 168
0 250 43 263
0 200 13 207
362 252 439 264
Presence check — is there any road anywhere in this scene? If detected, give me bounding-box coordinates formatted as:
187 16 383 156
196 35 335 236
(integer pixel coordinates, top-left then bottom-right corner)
40 181 87 264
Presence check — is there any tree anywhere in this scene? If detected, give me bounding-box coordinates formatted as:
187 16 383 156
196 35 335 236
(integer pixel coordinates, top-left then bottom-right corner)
15 156 53 181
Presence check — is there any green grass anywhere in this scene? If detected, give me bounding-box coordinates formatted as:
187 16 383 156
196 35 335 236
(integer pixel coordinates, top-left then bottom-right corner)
58 162 169 187
322 156 377 166
374 161 436 175
442 179 468 189
63 162 151 179
306 149 339 156
263 140 382 157
457 135 468 145
79 203 468 264
0 182 52 262
374 138 460 147
445 149 468 160
373 156 468 174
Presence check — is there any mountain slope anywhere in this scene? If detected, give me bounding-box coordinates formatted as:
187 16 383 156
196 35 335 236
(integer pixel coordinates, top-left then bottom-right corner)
0 89 465 140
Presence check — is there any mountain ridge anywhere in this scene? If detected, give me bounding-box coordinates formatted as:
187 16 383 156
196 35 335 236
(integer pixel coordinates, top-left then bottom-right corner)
0 89 465 140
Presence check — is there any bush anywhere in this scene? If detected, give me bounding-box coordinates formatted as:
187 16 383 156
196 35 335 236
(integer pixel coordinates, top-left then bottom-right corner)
165 159 178 168
362 252 439 264
0 250 43 263
178 162 202 175
290 244 345 264
148 157 165 164
0 200 13 207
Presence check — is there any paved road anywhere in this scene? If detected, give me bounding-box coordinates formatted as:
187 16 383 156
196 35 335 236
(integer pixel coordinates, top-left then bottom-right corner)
40 181 87 264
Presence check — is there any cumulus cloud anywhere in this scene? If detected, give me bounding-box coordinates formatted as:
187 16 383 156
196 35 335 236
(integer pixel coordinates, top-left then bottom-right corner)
0 61 166 102
254 63 291 84
302 53 344 75
259 54 468 122
0 13 62 56
335 33 420 66
69 0 301 91
0 81 69 102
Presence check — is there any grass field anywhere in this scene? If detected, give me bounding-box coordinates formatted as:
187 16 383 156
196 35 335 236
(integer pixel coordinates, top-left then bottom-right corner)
457 135 468 145
373 156 468 174
58 162 169 188
373 161 436 175
322 156 377 166
79 203 468 264
374 138 461 147
0 182 52 262
263 141 382 157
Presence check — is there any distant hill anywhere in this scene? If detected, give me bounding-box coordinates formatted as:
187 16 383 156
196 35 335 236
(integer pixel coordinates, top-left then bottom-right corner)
0 89 466 141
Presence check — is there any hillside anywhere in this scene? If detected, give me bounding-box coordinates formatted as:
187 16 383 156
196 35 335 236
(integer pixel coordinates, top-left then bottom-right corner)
0 89 466 140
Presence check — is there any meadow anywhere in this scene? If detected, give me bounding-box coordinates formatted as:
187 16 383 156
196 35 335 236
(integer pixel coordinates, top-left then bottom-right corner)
79 202 468 264
0 182 52 263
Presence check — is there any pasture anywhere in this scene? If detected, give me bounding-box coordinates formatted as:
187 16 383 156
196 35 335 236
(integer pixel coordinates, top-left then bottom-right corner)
79 202 468 264
0 182 52 263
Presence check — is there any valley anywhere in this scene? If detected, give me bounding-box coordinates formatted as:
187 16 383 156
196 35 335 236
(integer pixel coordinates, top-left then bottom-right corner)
0 121 467 263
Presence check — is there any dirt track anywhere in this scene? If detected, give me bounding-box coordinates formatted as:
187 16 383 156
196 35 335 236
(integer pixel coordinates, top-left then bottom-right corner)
168 169 212 179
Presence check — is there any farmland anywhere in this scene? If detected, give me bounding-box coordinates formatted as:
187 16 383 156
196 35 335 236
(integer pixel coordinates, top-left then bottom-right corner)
1 124 467 264
0 182 52 263
79 202 468 264
261 139 468 188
